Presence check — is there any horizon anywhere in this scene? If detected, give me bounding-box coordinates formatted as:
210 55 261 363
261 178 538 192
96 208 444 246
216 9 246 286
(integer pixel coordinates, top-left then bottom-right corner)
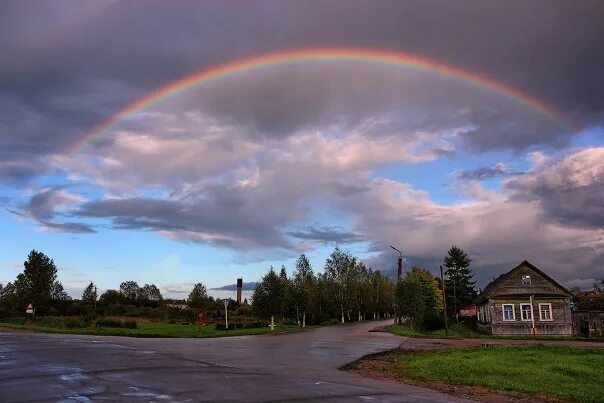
2 1 603 300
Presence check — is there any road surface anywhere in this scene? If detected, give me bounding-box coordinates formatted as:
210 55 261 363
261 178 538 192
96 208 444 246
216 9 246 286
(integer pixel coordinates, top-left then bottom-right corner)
0 320 468 402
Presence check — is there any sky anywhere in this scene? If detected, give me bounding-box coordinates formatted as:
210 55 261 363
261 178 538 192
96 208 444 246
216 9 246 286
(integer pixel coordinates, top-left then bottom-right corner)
1 0 603 299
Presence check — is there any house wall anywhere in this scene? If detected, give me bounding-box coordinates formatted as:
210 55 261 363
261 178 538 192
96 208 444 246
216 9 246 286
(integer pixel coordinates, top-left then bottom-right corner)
479 298 572 336
572 310 604 337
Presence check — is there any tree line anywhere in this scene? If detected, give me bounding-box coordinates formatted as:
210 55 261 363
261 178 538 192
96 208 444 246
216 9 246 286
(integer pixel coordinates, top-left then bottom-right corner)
252 248 395 328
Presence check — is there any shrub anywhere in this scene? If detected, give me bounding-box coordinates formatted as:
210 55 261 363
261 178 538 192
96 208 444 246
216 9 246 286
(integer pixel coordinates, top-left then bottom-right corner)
123 321 137 329
423 312 445 331
96 318 124 328
215 321 266 330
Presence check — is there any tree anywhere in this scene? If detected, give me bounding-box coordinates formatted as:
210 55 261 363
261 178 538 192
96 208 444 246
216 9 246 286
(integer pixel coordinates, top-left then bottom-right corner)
325 247 356 323
187 283 208 308
52 281 70 301
408 267 443 315
82 282 97 304
394 276 426 330
14 250 58 312
594 280 604 294
119 281 140 305
139 284 163 307
252 266 283 330
443 246 476 319
293 254 315 327
98 289 122 306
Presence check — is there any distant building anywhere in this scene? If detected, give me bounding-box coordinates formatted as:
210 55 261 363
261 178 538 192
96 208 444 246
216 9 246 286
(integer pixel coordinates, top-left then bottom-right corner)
475 260 572 336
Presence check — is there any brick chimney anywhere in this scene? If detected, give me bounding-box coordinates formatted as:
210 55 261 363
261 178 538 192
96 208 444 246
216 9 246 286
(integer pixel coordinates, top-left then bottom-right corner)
236 278 243 304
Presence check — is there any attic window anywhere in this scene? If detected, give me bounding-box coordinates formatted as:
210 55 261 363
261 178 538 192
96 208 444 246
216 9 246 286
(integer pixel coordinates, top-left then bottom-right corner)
522 275 531 285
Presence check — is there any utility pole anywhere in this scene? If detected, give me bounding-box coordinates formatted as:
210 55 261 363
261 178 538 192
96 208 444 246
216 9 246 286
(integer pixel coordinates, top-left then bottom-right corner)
440 265 448 337
389 245 403 325
94 285 97 310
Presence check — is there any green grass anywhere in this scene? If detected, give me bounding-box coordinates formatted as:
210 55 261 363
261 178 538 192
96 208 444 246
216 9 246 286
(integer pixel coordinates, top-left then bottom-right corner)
0 321 303 338
385 345 604 402
388 323 481 339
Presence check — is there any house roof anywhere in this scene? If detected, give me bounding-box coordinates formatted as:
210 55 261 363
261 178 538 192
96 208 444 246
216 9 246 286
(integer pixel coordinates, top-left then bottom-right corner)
475 260 571 303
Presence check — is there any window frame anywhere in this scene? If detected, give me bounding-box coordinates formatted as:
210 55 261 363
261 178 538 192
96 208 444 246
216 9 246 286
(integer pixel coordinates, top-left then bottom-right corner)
502 304 515 321
520 303 533 321
522 275 531 285
539 303 553 321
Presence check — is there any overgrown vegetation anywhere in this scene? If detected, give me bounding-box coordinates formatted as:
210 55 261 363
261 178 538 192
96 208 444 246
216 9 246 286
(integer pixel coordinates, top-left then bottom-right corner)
364 345 604 402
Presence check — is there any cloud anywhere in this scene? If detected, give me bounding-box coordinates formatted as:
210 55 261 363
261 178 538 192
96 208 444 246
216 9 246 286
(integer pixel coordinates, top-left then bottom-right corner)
286 225 364 244
456 163 519 181
505 147 604 228
16 187 95 233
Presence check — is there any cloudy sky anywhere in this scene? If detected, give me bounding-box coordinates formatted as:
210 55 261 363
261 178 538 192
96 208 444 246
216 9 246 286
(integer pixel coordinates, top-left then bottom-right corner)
1 0 603 298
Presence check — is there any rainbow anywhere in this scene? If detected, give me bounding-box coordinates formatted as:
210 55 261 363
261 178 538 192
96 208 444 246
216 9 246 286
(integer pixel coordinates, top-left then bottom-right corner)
71 48 574 152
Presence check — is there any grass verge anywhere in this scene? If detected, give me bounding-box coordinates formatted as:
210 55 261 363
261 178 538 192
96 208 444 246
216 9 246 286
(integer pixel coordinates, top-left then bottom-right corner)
388 323 481 339
347 345 604 402
0 321 303 338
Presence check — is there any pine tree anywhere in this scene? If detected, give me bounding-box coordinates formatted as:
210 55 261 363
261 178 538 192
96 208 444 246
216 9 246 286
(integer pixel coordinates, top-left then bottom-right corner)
82 282 97 304
187 283 208 308
443 246 476 319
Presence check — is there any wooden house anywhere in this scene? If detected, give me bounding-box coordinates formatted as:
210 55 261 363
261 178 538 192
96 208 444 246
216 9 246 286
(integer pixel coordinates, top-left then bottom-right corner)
475 260 572 336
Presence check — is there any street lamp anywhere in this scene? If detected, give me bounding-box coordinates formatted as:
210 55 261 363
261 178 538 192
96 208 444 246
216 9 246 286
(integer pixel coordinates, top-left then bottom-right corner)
389 245 404 325
389 245 403 283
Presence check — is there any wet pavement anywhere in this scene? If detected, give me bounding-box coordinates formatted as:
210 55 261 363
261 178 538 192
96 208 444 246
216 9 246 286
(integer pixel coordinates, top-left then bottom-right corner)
0 320 469 402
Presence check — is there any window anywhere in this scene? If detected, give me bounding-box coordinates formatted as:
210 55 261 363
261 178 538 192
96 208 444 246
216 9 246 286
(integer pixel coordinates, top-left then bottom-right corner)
503 304 515 321
539 303 553 321
521 303 533 321
522 275 531 285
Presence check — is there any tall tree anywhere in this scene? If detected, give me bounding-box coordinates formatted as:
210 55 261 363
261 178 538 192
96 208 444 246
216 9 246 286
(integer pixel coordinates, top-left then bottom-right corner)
293 254 315 327
187 283 208 308
408 267 443 315
82 282 97 304
14 250 58 311
443 246 476 319
594 279 604 294
394 275 426 330
325 247 355 323
252 266 283 330
119 281 140 305
140 284 163 307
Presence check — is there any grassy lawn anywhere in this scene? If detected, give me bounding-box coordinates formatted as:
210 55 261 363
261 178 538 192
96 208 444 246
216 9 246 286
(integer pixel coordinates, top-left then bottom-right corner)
0 321 303 338
388 323 481 339
373 345 604 402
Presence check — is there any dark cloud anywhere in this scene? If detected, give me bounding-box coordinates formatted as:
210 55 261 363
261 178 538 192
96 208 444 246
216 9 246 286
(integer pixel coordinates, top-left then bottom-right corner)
506 148 604 228
457 163 520 181
17 187 95 233
286 225 364 244
1 0 603 185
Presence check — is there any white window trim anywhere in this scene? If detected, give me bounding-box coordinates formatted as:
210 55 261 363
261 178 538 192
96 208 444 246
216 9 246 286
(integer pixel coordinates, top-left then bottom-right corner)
520 303 533 321
502 304 515 321
539 303 553 321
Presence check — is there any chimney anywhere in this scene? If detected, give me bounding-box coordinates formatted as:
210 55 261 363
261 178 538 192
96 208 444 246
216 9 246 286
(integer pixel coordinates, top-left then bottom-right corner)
236 278 243 304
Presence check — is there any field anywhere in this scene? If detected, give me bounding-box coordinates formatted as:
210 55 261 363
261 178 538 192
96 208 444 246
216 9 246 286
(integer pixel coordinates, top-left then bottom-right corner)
0 321 302 338
348 345 604 402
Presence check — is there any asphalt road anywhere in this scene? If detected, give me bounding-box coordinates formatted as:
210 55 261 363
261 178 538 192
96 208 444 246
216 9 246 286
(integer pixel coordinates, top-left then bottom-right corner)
0 320 468 402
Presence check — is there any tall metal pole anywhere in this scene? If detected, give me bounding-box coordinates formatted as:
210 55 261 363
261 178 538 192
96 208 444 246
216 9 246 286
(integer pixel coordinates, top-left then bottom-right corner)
440 265 448 337
390 245 403 325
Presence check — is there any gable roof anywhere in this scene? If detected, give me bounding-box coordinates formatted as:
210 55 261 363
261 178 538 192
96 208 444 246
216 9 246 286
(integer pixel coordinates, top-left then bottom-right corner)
475 260 571 303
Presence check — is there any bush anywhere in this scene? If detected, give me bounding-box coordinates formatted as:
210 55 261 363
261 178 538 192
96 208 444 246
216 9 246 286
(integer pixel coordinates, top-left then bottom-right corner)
123 321 137 329
105 303 126 316
96 318 125 328
423 312 445 331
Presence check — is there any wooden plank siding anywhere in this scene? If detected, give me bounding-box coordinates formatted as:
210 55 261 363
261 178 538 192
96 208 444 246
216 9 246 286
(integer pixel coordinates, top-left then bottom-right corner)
475 261 572 336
